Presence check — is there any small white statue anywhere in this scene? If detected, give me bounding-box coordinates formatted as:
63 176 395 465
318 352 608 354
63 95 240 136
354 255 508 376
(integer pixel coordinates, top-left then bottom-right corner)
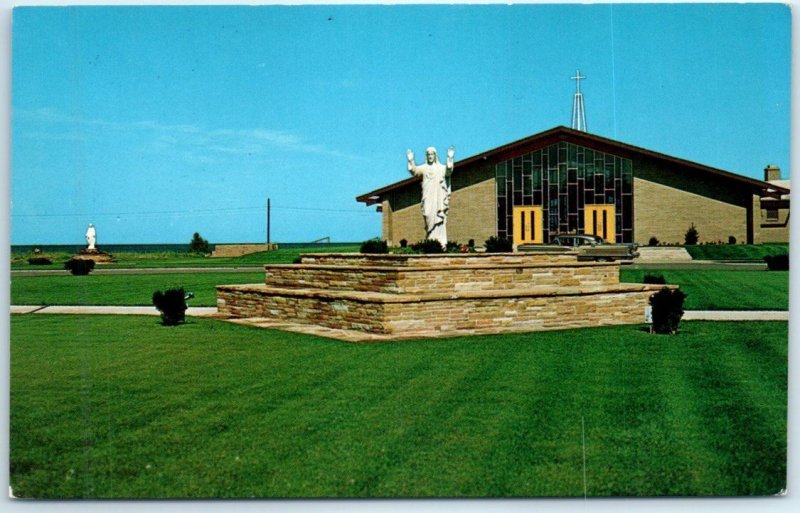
407 145 455 248
85 223 97 250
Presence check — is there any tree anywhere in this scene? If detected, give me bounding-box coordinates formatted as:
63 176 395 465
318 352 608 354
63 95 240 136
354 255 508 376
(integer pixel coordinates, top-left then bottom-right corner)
189 232 210 254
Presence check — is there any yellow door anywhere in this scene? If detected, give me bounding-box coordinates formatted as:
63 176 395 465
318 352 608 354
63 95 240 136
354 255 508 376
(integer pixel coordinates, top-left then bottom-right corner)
584 205 616 242
512 206 544 245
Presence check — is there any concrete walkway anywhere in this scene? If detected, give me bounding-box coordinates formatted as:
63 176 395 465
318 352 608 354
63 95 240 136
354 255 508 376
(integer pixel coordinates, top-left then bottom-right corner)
10 305 219 317
9 305 788 321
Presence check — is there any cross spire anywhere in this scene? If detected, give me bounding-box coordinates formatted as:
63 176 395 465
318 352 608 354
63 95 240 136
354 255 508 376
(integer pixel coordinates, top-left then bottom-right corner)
570 70 587 132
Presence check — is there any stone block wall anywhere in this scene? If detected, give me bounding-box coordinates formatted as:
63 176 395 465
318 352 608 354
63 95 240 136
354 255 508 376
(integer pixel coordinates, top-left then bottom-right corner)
263 263 618 294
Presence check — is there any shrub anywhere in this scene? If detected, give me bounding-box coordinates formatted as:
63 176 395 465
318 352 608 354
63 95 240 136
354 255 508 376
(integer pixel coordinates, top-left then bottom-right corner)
411 239 445 254
445 241 461 253
649 288 686 335
64 258 95 275
648 237 659 247
484 236 513 253
399 239 408 248
189 232 210 254
728 236 737 245
28 257 53 265
152 287 189 326
764 254 789 271
684 224 699 245
643 273 666 284
360 239 389 254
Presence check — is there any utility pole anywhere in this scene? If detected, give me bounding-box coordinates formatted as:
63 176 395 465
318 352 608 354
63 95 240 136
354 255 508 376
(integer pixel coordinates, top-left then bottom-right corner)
266 197 271 244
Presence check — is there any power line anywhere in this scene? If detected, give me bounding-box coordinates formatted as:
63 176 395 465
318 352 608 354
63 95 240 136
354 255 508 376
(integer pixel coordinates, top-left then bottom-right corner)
11 204 374 218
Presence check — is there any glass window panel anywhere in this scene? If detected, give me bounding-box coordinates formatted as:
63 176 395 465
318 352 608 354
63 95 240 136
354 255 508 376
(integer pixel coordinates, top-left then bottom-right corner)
523 175 532 195
585 148 594 163
549 168 558 184
606 192 615 204
558 164 567 187
568 144 577 167
532 150 541 166
497 177 506 195
513 165 523 189
514 191 523 205
568 169 577 183
523 158 531 176
496 162 506 178
533 168 542 188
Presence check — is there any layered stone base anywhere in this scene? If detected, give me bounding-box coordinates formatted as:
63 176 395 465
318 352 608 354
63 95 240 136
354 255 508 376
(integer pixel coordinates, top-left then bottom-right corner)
216 252 670 341
217 283 666 340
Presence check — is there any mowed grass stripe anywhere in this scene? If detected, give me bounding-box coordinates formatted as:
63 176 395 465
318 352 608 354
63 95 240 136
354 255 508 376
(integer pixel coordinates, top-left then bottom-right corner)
10 272 265 306
619 269 788 310
688 322 787 495
10 316 787 498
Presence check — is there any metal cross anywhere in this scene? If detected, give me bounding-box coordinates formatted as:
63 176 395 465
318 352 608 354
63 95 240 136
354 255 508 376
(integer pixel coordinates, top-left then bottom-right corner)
571 70 587 93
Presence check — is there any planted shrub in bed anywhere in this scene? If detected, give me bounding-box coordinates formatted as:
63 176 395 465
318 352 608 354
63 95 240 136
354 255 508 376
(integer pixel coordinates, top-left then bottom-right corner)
64 258 95 275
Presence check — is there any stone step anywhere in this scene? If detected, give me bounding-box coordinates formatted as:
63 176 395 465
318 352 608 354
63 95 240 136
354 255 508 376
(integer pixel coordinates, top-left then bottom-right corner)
216 283 668 338
263 261 621 294
635 247 693 262
298 251 579 267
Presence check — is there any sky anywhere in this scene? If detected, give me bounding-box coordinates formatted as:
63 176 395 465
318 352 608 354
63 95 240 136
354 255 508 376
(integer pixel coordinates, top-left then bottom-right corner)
9 2 792 244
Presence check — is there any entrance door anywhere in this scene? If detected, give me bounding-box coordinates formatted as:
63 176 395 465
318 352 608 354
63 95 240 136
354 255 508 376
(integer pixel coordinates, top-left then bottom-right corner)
513 206 544 245
584 205 616 242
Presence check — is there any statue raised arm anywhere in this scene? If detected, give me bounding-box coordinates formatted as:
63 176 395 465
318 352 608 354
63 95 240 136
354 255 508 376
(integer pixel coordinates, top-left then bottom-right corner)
407 149 416 174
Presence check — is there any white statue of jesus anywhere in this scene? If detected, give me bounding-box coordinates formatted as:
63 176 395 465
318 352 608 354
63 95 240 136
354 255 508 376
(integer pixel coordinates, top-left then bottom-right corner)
85 223 97 250
407 145 455 248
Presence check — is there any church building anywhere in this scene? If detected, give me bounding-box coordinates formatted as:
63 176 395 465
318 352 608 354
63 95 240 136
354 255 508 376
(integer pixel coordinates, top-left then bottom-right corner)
358 72 789 247
357 125 790 246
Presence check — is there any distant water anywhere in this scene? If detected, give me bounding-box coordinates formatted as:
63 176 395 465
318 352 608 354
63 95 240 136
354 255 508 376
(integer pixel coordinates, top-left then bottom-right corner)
11 242 360 254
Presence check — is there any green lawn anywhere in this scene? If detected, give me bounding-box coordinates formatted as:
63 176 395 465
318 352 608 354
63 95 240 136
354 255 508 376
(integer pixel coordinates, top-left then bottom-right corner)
11 244 361 270
619 269 788 310
682 243 788 261
12 268 790 310
10 272 264 306
10 315 787 498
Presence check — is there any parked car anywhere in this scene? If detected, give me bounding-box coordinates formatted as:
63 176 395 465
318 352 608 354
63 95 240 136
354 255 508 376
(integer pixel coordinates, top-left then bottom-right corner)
519 234 639 261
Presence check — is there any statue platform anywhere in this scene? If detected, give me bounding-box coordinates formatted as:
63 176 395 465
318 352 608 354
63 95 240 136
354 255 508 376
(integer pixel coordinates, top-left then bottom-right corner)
215 252 670 342
74 248 115 264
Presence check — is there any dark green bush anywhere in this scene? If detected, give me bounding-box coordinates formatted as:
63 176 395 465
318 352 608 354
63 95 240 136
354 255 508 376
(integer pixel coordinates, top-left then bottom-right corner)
28 257 53 265
648 237 659 247
445 241 461 253
64 258 95 275
684 224 699 245
484 236 513 253
643 273 666 284
411 239 445 254
399 239 408 248
152 287 189 326
764 254 789 271
468 239 475 248
189 232 210 254
728 235 737 245
360 239 389 254
649 288 686 335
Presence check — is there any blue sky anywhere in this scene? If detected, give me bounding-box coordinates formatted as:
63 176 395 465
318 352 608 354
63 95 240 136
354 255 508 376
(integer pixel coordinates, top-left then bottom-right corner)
10 3 791 244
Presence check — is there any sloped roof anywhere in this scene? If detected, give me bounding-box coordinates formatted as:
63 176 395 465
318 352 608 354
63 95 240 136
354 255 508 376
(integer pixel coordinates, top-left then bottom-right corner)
357 126 789 205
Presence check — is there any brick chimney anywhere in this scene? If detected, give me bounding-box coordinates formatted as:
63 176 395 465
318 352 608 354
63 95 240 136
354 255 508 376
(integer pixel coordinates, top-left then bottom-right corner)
764 164 781 181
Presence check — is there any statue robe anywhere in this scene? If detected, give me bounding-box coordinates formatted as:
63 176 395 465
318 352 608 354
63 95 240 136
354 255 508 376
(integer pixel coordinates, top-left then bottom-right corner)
409 160 453 247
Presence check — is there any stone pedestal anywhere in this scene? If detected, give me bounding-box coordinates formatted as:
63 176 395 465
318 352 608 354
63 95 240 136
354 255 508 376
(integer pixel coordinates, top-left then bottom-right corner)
216 252 672 341
74 248 115 264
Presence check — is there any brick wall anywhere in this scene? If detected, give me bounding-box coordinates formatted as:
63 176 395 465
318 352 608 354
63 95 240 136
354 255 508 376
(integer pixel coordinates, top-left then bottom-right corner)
633 177 748 245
